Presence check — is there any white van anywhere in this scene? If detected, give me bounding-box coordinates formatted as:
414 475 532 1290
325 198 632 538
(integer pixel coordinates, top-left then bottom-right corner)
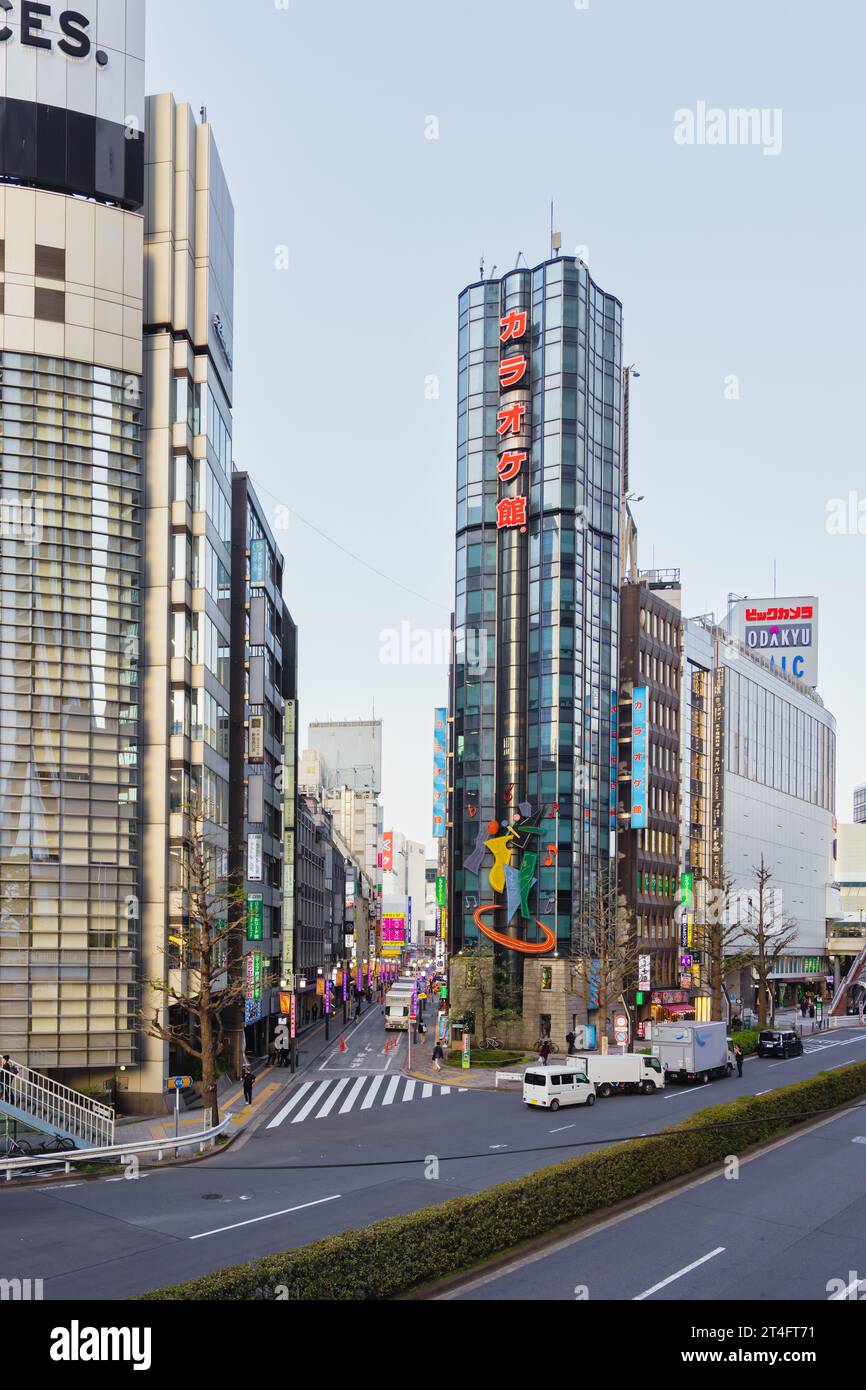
523 1066 596 1111
573 1053 665 1096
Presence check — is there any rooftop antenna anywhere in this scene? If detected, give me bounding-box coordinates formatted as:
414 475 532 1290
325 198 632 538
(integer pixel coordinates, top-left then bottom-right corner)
489 264 497 280
200 105 207 124
479 254 484 281
550 200 562 258
514 250 527 268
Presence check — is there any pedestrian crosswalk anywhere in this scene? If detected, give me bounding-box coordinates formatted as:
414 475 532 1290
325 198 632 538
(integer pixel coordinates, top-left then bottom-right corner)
266 1075 468 1128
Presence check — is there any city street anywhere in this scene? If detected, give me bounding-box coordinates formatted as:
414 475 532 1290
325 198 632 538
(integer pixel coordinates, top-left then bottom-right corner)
449 1094 866 1303
2 1017 865 1300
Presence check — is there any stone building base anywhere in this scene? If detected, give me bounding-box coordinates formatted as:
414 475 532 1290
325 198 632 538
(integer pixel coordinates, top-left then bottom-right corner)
448 955 585 1054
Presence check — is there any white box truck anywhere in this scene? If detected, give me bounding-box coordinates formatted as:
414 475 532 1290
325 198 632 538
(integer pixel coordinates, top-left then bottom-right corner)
571 1053 665 1096
651 1021 734 1085
384 985 415 1031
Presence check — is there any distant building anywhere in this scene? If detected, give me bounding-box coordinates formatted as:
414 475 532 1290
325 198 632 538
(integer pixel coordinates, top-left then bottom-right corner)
307 720 382 796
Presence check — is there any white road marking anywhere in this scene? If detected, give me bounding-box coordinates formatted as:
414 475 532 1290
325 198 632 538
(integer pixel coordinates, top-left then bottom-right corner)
755 1089 772 1096
550 1124 575 1133
664 1091 691 1101
633 1247 726 1301
292 1080 334 1124
338 1077 368 1113
382 1076 401 1106
316 1078 350 1118
190 1194 341 1240
422 1083 433 1098
267 1082 313 1129
403 1081 416 1103
360 1075 385 1109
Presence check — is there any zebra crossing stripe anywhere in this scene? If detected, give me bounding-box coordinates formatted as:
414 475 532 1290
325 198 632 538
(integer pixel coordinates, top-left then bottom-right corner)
292 1079 333 1124
381 1076 401 1106
422 1083 433 1098
267 1081 313 1129
360 1075 384 1109
316 1078 351 1118
403 1080 416 1102
339 1076 368 1114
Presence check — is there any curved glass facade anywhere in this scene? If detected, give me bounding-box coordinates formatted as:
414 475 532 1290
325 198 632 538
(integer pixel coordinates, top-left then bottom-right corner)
453 256 623 959
0 351 142 1068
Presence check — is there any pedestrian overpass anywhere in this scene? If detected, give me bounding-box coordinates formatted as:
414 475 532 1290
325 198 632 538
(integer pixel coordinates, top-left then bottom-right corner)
829 941 866 1019
1 1063 115 1150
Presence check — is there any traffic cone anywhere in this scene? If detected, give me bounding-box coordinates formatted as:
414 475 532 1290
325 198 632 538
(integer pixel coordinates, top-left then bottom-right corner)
339 1035 347 1052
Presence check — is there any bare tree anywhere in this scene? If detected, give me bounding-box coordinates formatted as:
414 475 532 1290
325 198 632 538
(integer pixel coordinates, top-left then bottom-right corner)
143 803 265 1125
691 872 743 1023
728 856 799 1028
570 875 640 1040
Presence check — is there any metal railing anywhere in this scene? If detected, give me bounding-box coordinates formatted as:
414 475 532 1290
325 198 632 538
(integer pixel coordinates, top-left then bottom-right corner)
830 942 866 1017
0 1063 115 1148
0 1114 233 1182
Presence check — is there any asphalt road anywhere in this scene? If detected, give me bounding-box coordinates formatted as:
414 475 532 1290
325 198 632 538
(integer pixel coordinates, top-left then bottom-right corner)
449 1098 866 1302
2 1018 865 1300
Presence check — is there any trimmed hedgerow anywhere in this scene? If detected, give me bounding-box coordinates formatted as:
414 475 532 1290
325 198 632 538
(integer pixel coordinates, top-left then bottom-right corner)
134 1062 866 1301
731 1028 761 1056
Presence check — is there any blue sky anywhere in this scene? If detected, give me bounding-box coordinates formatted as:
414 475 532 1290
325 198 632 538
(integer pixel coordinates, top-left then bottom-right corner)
147 0 865 846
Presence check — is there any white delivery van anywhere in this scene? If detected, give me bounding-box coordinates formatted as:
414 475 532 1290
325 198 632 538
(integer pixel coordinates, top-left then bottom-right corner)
523 1066 596 1111
572 1053 664 1096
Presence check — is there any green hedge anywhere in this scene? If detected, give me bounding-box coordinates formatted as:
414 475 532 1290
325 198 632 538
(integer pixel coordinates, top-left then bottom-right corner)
731 1028 761 1056
135 1062 866 1302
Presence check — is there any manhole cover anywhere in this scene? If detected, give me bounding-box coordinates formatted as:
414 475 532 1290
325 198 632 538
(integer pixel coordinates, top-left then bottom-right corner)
201 1193 223 1200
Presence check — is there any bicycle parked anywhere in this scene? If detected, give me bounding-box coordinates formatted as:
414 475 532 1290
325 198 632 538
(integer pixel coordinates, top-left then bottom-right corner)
38 1134 77 1154
0 1134 32 1159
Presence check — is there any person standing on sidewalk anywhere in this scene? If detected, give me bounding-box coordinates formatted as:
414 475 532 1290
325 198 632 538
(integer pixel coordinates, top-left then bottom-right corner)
242 1065 255 1105
432 1042 444 1072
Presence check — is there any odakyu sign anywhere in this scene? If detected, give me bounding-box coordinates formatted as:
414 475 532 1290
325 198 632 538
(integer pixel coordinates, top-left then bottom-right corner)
727 596 819 689
0 0 146 210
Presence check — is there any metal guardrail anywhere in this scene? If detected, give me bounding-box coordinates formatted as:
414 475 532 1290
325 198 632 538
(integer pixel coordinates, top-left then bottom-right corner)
1 1062 115 1148
0 1114 234 1182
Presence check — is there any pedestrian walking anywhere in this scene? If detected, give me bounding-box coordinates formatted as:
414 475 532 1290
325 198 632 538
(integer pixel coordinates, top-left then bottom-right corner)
539 1039 551 1065
432 1042 444 1072
1 1054 18 1103
565 1030 576 1056
734 1043 744 1078
800 999 808 1018
808 1002 816 1020
242 1065 255 1105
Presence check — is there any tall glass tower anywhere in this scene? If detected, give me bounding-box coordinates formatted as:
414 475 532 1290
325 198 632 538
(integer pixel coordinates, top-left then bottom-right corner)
451 255 623 1001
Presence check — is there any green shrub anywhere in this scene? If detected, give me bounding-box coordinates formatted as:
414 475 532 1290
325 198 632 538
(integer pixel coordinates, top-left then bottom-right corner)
135 1062 866 1302
731 1028 761 1056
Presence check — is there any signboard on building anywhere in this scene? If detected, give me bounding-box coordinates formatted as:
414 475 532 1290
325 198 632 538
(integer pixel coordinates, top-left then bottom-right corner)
631 687 649 829
436 876 446 908
728 596 819 688
247 833 263 882
249 715 264 762
638 953 651 992
711 668 725 886
609 685 619 833
250 539 266 586
246 894 263 942
433 708 447 839
381 831 394 872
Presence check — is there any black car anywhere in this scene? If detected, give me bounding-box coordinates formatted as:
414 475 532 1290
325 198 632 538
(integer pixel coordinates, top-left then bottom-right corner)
757 1029 804 1059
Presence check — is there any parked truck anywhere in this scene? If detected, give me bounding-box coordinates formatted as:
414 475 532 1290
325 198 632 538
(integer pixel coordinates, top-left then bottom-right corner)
572 1052 665 1096
383 984 415 1031
651 1021 734 1085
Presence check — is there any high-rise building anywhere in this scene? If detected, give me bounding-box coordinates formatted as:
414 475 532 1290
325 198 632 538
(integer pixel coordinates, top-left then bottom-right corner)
617 572 683 1004
681 617 836 1015
450 254 623 1029
854 785 866 824
0 2 147 1077
229 473 294 1058
137 92 237 1104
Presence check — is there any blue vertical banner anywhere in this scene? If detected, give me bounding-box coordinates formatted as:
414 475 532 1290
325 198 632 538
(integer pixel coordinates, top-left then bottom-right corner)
433 707 447 838
250 539 266 585
631 686 649 830
609 684 618 833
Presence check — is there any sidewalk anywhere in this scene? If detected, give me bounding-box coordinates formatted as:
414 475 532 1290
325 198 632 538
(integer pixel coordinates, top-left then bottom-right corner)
406 1047 530 1090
